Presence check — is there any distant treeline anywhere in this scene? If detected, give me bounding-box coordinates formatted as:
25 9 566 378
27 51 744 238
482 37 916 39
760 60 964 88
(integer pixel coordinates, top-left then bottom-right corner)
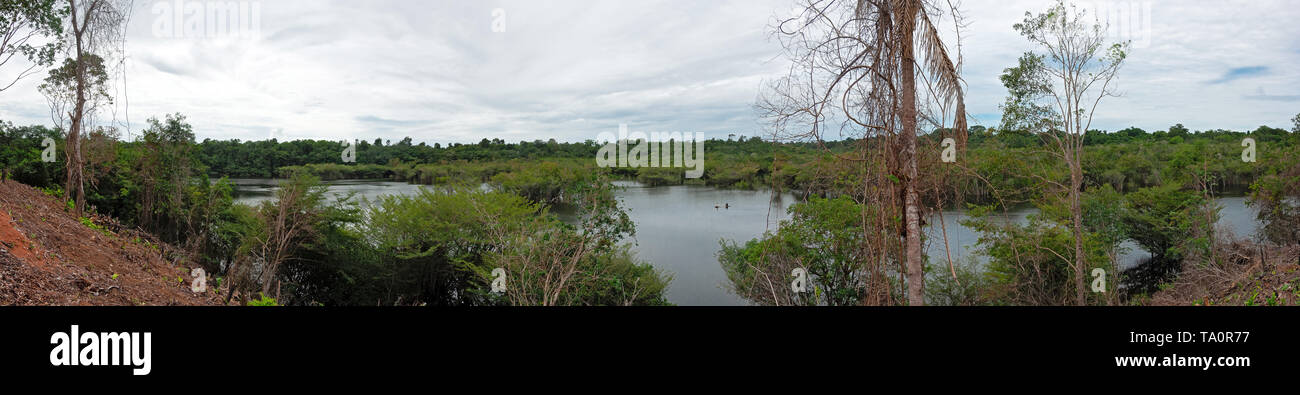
185 123 1300 202
5 120 1294 200
195 134 823 179
188 123 1294 180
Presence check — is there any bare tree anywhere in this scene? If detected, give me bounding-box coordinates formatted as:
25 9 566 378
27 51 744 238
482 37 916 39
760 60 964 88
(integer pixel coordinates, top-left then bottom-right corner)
759 0 968 305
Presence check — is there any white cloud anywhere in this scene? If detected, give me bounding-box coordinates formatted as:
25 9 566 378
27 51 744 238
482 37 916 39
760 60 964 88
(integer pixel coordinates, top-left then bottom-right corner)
0 0 1296 144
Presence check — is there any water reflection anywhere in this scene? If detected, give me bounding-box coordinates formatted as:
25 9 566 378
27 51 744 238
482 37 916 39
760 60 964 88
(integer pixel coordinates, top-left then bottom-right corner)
231 178 427 207
554 182 797 306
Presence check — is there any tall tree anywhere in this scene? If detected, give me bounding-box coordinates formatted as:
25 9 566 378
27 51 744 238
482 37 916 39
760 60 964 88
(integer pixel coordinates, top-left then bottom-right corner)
1002 0 1129 305
760 0 967 305
41 0 127 215
0 0 65 92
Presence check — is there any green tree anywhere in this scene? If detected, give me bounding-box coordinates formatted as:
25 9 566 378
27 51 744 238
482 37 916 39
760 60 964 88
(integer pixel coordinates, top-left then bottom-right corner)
1249 158 1300 246
42 0 129 215
0 0 65 92
1122 185 1204 262
1168 124 1189 139
719 196 871 306
1004 0 1130 305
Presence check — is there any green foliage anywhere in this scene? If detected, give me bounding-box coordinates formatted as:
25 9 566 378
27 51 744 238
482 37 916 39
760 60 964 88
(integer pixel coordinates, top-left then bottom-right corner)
490 160 587 204
352 187 538 305
577 246 673 306
40 53 113 109
262 173 670 306
0 122 63 187
720 196 876 306
247 294 278 306
0 99 1296 307
998 52 1058 135
0 0 66 85
964 201 1115 305
469 175 666 305
925 257 991 306
634 166 684 187
1081 185 1127 247
1121 185 1205 261
1248 154 1300 245
78 216 111 236
276 163 395 181
172 122 1299 208
38 185 62 198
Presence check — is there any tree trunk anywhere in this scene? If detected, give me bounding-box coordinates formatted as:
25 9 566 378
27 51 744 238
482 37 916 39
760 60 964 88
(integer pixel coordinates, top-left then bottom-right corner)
66 0 88 216
898 2 924 306
1069 149 1086 306
223 259 241 305
64 78 85 215
66 102 85 214
261 261 277 296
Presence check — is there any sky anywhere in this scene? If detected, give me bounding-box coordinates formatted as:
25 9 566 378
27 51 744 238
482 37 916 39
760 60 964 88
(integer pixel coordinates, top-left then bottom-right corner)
0 0 1297 145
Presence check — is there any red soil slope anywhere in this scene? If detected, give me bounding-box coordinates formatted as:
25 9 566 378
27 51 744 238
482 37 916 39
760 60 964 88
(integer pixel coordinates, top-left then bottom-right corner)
0 179 219 305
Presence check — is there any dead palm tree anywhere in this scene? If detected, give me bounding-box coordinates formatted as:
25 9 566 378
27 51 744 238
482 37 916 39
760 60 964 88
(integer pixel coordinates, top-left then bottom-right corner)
760 0 967 305
889 0 968 305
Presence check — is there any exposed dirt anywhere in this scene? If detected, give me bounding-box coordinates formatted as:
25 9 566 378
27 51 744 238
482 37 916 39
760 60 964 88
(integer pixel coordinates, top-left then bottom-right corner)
0 179 220 305
0 207 50 267
1147 240 1300 306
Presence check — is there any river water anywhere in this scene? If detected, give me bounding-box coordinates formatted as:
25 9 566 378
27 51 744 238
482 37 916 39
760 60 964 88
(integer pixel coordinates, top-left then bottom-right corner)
231 179 1261 306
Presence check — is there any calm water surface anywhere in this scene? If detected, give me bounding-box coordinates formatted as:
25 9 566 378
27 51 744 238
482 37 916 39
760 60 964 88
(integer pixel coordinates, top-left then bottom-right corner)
233 179 1261 305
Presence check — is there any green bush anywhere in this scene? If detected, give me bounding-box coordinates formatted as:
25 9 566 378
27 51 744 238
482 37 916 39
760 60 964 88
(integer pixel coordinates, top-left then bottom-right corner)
719 196 876 306
247 293 279 306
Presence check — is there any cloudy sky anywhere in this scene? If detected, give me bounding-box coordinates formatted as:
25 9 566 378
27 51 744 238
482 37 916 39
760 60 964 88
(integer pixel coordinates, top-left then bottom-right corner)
0 0 1297 144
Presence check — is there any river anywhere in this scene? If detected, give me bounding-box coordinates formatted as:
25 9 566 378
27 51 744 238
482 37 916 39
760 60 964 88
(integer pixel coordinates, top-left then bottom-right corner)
231 179 1262 306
